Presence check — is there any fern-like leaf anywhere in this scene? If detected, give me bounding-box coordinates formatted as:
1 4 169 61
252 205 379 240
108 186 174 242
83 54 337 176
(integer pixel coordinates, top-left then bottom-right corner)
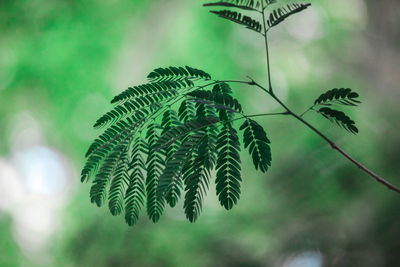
240 118 271 172
183 140 212 222
204 0 262 11
90 140 129 207
95 90 178 129
147 66 211 83
82 116 146 183
212 83 235 121
266 2 311 29
195 102 218 170
108 148 130 216
178 99 197 122
111 80 193 105
216 123 242 210
209 10 262 33
318 107 358 134
156 116 220 150
125 137 147 226
157 132 206 207
145 123 165 222
187 89 242 114
158 110 183 207
314 88 361 107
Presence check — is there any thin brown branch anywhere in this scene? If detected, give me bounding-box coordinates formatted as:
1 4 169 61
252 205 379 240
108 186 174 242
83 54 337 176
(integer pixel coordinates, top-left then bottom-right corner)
250 80 400 194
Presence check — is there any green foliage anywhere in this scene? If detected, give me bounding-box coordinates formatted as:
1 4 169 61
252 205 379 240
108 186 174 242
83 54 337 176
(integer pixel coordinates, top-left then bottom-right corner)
310 88 361 134
158 110 182 207
110 80 193 105
216 123 242 210
145 123 166 223
187 89 243 114
314 88 361 106
125 137 147 226
82 64 275 224
90 142 129 207
240 118 271 173
204 0 277 12
318 107 358 134
81 1 363 226
156 116 220 150
147 66 211 83
208 10 263 33
204 0 263 11
266 3 311 29
108 149 130 216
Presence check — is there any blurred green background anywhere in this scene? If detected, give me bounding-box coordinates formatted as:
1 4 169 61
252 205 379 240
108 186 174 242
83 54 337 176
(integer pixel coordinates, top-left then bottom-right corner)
1 0 399 266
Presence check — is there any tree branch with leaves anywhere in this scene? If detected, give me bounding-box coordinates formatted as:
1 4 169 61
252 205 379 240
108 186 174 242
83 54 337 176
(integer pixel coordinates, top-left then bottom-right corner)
81 0 400 226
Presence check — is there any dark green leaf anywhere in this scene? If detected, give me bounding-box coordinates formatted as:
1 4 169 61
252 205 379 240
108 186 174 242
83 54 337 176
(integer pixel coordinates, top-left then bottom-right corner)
240 118 271 172
209 10 262 33
318 107 359 134
267 2 311 29
216 123 242 210
145 123 166 223
147 66 211 83
314 88 361 106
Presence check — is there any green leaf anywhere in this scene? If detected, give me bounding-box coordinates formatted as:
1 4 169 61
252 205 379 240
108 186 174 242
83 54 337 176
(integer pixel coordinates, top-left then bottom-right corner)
212 83 235 121
125 137 147 226
157 132 206 207
209 10 262 33
314 88 361 106
111 80 193 105
203 0 262 11
318 107 358 134
266 2 311 29
195 101 219 170
187 89 242 114
204 0 277 11
82 117 139 182
108 148 130 216
156 116 220 151
145 123 166 223
159 110 183 207
240 118 271 173
147 66 211 83
183 141 211 222
216 123 242 210
178 99 196 122
90 141 129 207
93 103 153 129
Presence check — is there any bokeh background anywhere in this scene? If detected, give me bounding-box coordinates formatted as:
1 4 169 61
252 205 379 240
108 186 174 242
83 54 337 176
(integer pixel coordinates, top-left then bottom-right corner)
1 0 399 266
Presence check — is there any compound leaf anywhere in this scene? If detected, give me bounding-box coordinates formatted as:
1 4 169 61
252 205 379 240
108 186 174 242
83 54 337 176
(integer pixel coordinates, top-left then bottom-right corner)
314 88 361 107
266 2 311 29
145 123 165 223
156 116 220 151
209 10 263 33
124 137 147 226
318 107 358 134
147 66 211 83
240 118 271 173
216 123 242 210
108 149 130 216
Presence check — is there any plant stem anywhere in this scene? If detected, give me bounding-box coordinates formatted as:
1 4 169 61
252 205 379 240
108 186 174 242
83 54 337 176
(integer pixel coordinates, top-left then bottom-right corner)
250 80 400 194
299 106 314 117
261 1 273 93
249 16 400 194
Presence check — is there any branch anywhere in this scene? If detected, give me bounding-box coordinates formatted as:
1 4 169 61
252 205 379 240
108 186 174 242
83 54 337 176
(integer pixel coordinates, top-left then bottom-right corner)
261 2 273 93
250 80 400 194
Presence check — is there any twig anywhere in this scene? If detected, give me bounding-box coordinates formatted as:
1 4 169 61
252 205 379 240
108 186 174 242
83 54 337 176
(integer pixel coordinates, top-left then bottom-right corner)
249 80 400 194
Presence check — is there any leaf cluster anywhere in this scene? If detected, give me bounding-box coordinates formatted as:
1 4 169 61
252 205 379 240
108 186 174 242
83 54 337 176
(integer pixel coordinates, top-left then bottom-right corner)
82 67 272 225
310 88 361 134
204 0 311 34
